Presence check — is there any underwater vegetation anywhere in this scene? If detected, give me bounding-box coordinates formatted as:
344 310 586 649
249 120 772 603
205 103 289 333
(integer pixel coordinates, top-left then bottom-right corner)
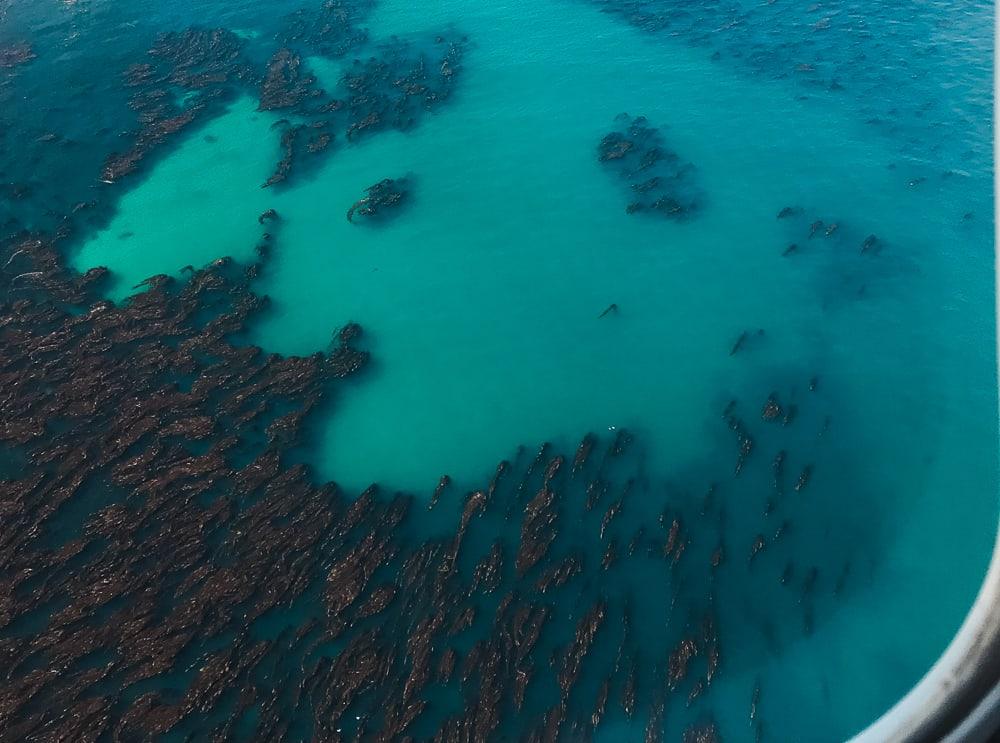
598 114 702 220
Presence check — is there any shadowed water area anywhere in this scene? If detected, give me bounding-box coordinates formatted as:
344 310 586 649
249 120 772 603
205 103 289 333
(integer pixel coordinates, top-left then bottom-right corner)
0 0 996 741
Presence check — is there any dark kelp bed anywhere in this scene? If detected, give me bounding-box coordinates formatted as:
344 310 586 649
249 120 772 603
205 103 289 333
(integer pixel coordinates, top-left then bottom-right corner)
0 232 879 740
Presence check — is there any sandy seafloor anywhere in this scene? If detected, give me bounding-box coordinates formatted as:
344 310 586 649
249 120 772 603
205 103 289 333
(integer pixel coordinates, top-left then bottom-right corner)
4 0 992 738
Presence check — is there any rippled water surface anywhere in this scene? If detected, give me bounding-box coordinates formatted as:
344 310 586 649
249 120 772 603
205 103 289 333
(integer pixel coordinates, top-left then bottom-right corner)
0 0 995 740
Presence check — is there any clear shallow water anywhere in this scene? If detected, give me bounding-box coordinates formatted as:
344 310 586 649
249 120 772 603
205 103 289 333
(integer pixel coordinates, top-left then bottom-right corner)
4 0 997 739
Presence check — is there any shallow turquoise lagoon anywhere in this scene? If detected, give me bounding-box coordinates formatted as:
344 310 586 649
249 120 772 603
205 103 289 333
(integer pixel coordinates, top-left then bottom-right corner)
65 0 997 738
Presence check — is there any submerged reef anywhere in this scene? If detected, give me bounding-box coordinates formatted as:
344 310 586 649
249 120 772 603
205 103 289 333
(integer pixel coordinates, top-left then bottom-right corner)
347 177 410 222
257 32 467 188
258 48 325 111
276 0 376 58
773 206 896 309
340 35 466 141
598 114 702 220
0 0 466 238
263 120 337 188
107 29 255 183
0 227 871 740
0 42 35 70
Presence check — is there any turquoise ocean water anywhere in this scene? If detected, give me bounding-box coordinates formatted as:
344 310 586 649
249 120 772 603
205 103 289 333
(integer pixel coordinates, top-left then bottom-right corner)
1 0 996 739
